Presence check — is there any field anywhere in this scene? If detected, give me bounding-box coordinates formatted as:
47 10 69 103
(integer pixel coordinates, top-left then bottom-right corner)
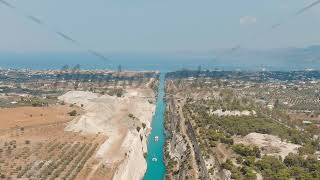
0 105 79 129
0 105 107 179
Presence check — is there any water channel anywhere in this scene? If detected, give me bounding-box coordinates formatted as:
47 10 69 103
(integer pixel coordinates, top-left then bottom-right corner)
144 73 166 180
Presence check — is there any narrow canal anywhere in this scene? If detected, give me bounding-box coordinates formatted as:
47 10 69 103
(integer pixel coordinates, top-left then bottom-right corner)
144 73 166 180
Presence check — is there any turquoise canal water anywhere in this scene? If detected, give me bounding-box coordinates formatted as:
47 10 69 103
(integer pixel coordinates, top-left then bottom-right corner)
144 73 166 180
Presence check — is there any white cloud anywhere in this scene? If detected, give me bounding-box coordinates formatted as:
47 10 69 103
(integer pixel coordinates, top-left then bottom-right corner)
240 16 257 25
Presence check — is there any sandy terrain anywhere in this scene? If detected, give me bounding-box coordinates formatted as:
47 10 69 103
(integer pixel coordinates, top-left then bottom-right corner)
58 87 155 180
215 143 234 164
0 105 80 130
234 132 301 159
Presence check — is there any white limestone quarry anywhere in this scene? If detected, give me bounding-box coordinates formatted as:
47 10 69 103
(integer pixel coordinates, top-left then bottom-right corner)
59 88 155 180
209 109 256 116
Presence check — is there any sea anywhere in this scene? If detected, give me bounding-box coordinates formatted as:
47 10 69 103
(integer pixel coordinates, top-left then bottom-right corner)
0 52 314 71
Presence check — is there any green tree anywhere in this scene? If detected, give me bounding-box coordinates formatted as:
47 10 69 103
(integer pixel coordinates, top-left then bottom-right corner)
284 153 303 167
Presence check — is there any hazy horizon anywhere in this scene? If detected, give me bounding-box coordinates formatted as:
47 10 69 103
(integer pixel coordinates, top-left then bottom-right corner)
1 0 320 71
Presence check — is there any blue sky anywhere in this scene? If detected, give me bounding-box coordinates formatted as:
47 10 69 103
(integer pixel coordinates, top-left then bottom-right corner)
0 0 320 53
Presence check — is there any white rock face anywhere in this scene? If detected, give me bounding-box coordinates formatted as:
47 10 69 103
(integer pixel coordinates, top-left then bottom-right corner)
236 132 301 159
113 131 147 180
209 109 256 117
59 89 155 180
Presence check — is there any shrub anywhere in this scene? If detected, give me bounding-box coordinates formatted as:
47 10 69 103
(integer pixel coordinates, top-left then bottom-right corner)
68 110 77 116
256 156 288 177
221 137 234 145
142 123 146 129
232 144 260 158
